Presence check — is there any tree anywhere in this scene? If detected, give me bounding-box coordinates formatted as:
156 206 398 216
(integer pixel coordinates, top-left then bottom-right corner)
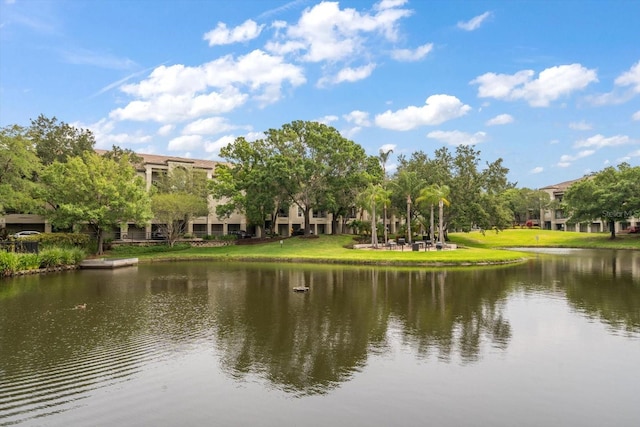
216 121 371 237
39 152 152 254
358 183 391 248
152 166 210 245
389 170 422 243
266 121 369 236
213 138 291 237
564 164 640 239
502 188 551 226
0 125 42 214
27 115 95 165
378 148 393 243
417 184 449 242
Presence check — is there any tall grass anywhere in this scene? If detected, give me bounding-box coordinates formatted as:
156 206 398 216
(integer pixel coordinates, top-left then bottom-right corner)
0 246 86 277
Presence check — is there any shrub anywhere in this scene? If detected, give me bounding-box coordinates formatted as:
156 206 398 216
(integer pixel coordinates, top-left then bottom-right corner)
39 248 65 268
38 232 91 249
17 253 40 271
0 252 19 276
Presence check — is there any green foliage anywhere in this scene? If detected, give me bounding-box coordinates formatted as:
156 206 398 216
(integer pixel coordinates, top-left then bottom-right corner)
16 253 40 271
27 114 95 166
39 151 152 254
564 164 640 239
214 121 373 237
0 252 19 276
36 232 91 248
109 243 192 256
0 125 42 214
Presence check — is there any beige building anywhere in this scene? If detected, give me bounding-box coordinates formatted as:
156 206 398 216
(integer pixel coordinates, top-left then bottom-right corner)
1 151 335 239
540 179 639 233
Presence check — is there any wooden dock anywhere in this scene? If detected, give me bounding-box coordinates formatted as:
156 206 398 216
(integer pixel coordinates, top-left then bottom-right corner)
79 258 138 269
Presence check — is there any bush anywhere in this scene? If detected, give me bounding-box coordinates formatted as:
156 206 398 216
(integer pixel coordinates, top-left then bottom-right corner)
0 252 19 276
17 253 40 271
39 248 65 268
37 232 91 249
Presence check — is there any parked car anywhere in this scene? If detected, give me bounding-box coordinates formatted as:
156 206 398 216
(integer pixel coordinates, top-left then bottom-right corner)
13 231 41 238
152 230 167 239
627 226 639 234
229 230 252 239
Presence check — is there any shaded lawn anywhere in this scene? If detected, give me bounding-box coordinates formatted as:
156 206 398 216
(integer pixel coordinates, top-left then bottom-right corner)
108 234 529 266
449 229 640 250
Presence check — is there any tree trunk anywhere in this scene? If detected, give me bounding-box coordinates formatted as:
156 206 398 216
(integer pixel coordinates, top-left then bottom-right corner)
609 219 616 239
383 204 388 244
406 200 412 244
96 228 104 255
438 200 444 244
430 204 435 242
304 207 311 235
371 203 378 248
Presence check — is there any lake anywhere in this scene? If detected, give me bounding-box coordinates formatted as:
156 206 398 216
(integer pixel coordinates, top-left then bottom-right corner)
1 249 639 426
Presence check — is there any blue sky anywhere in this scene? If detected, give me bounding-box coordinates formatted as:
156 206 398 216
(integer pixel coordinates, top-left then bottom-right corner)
1 0 638 188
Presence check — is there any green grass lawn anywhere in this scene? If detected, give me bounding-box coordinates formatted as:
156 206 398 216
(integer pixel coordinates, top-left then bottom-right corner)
108 234 529 266
448 228 640 250
106 229 638 267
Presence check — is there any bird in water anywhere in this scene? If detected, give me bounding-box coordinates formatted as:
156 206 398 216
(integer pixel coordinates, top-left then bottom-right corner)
75 303 87 310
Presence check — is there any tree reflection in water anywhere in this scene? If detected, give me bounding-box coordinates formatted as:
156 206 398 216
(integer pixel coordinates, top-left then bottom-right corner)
207 265 514 395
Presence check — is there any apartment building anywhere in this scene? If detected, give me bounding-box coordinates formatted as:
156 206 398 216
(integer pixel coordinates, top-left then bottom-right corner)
1 152 335 239
540 179 639 233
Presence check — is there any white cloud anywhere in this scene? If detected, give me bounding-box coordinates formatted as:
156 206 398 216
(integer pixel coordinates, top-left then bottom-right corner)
427 130 487 146
316 115 339 125
157 124 174 136
168 135 203 151
485 113 513 126
318 63 376 86
110 89 248 122
204 135 235 155
375 94 471 130
203 20 264 46
568 120 592 131
342 126 363 138
457 11 491 31
471 64 598 107
343 110 371 126
266 0 412 63
74 118 152 149
182 117 237 135
556 149 595 167
530 166 544 174
391 43 433 61
633 111 640 121
573 134 632 149
60 48 136 70
111 50 305 122
243 131 265 142
627 149 640 157
615 60 640 93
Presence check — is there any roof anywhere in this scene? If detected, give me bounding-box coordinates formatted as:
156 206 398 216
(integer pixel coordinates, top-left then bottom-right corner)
539 177 583 192
95 149 221 170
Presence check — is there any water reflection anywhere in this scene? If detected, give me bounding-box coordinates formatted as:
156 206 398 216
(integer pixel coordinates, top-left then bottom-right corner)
0 249 639 425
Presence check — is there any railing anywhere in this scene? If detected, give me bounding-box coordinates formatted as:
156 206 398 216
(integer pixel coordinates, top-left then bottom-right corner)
0 241 39 254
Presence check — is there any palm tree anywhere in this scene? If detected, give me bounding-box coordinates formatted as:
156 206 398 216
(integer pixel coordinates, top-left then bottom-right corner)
358 183 391 248
416 184 439 242
378 148 393 243
390 170 421 244
434 184 450 244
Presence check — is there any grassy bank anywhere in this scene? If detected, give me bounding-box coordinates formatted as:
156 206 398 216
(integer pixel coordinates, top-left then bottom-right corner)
107 234 529 266
448 229 640 250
